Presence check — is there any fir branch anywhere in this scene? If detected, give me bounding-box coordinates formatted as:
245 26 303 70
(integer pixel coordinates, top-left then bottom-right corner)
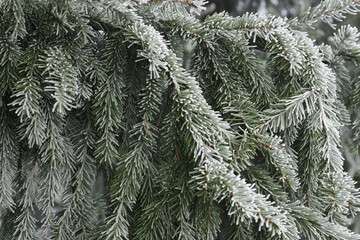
244 166 289 203
12 63 43 121
184 27 299 190
157 15 270 120
227 36 276 108
204 160 299 239
169 163 196 240
169 33 297 240
296 124 322 195
282 30 346 173
316 94 344 172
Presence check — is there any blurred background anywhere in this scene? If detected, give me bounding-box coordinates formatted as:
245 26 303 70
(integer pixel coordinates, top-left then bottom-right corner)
202 0 360 233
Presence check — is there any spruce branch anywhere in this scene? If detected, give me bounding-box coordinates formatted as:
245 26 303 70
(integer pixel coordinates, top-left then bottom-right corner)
52 109 96 240
168 34 297 240
353 73 360 154
254 133 300 191
290 0 360 28
205 13 305 75
105 7 295 238
93 35 126 166
38 108 75 237
0 37 22 94
0 106 18 211
0 0 27 39
260 88 318 132
103 37 163 239
286 202 360 240
146 0 207 13
41 47 79 115
14 158 38 240
11 45 47 147
0 1 359 239
332 25 360 60
121 51 147 148
133 197 171 239
318 172 360 224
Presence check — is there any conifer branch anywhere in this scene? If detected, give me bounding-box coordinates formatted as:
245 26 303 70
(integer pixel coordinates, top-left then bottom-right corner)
291 0 360 28
332 25 360 60
286 203 360 240
42 47 79 115
103 17 164 237
147 0 207 10
11 45 47 147
14 158 38 240
260 88 318 132
52 109 96 239
0 107 18 211
0 37 21 94
353 75 360 154
0 1 359 239
93 35 125 166
205 13 305 75
38 108 75 237
0 0 27 39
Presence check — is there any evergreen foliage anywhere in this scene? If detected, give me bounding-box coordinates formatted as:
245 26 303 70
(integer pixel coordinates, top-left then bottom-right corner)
0 0 360 239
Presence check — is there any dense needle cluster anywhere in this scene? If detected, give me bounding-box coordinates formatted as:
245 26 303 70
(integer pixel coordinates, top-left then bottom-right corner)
1 0 360 239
